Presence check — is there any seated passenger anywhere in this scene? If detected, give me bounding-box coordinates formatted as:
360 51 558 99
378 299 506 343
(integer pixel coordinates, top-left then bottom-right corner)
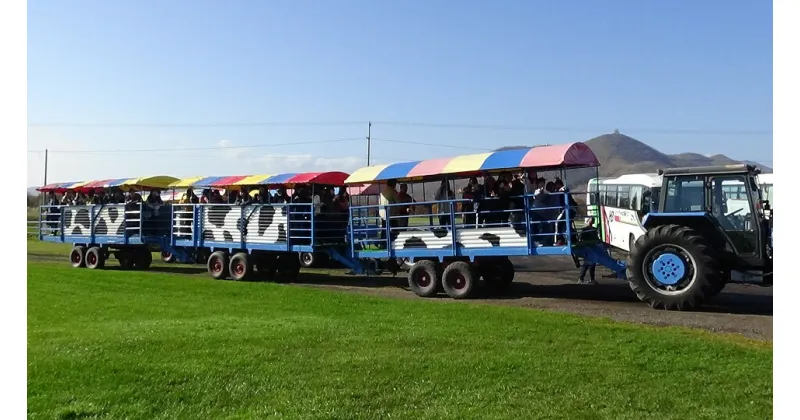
396 184 415 228
60 191 74 206
146 190 163 206
434 179 455 227
460 177 482 228
111 188 126 204
87 190 101 205
530 178 548 244
210 190 224 204
227 190 240 204
256 186 270 204
126 190 142 205
273 187 291 204
236 187 253 205
181 187 200 204
479 175 498 226
73 192 87 206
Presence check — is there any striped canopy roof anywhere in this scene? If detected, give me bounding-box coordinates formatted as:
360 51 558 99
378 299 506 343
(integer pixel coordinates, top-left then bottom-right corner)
39 175 179 192
344 142 599 184
37 181 80 192
168 176 226 188
258 171 349 186
233 174 273 186
209 175 250 187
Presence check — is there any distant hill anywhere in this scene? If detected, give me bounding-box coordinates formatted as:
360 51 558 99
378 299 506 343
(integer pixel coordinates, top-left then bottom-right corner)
582 132 772 177
488 132 771 192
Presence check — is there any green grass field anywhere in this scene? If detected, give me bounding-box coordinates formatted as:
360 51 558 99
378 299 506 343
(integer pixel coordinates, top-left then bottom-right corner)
27 241 772 419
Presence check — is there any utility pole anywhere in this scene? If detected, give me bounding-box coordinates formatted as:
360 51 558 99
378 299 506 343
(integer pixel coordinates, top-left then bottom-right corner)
43 149 48 187
366 121 372 166
41 149 48 205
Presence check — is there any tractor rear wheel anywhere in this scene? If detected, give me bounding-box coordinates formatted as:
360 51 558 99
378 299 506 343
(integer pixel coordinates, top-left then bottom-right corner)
627 224 720 310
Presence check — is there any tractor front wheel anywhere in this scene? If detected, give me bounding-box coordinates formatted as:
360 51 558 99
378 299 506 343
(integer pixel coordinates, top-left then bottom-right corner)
627 224 720 310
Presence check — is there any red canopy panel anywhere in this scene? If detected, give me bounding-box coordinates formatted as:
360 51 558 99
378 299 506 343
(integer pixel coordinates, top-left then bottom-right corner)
519 142 599 168
265 171 350 186
209 175 250 187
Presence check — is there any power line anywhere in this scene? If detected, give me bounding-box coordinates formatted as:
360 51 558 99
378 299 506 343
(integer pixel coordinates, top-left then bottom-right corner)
372 121 772 135
27 138 362 154
27 119 772 135
27 121 367 128
371 138 492 151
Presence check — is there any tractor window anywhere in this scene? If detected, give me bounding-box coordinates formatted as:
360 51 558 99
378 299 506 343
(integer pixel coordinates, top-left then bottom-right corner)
711 175 758 255
663 177 704 213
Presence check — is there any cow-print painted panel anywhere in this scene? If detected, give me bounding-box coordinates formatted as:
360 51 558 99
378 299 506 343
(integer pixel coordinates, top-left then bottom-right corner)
202 205 242 242
244 205 289 244
392 227 529 250
63 205 128 237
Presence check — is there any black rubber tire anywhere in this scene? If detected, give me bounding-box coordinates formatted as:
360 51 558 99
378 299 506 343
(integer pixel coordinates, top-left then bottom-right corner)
255 254 278 281
481 258 515 292
626 224 720 310
275 254 301 283
407 260 440 297
70 246 86 268
133 249 153 270
117 250 135 270
299 252 315 268
161 251 176 263
229 252 253 281
85 247 105 270
441 261 477 299
207 251 229 280
628 234 636 254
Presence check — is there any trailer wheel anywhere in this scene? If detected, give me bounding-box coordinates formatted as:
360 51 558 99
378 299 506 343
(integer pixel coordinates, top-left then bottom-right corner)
442 261 477 299
299 252 315 268
70 246 86 268
85 247 105 270
275 254 301 283
627 224 720 310
161 251 176 263
207 251 229 280
117 250 135 270
407 260 440 297
133 249 153 270
256 254 278 281
229 252 253 281
482 258 515 292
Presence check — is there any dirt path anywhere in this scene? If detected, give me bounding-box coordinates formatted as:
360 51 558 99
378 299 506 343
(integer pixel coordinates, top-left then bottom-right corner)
30 253 773 341
290 256 773 341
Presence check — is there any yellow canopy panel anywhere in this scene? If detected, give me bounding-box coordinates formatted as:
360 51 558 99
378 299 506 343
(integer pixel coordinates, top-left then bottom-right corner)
233 174 274 186
121 175 180 189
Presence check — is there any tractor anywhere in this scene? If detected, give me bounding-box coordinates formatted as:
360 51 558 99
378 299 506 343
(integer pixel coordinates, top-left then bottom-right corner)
626 164 772 310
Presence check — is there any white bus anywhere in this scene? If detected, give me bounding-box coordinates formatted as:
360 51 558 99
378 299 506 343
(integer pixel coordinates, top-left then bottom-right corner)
587 171 774 252
586 174 661 252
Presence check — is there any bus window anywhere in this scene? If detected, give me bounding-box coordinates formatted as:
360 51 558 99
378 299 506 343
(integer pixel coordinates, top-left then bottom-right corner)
762 184 773 204
630 186 643 210
604 185 618 206
618 185 631 208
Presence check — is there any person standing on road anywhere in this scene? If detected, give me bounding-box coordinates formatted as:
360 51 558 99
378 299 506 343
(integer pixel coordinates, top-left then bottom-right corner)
578 217 600 285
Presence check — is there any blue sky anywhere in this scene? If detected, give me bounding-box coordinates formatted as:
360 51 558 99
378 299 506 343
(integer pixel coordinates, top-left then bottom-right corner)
27 0 772 187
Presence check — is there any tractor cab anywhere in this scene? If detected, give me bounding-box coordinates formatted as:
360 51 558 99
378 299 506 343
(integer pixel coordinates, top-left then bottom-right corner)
626 164 772 311
653 164 771 269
